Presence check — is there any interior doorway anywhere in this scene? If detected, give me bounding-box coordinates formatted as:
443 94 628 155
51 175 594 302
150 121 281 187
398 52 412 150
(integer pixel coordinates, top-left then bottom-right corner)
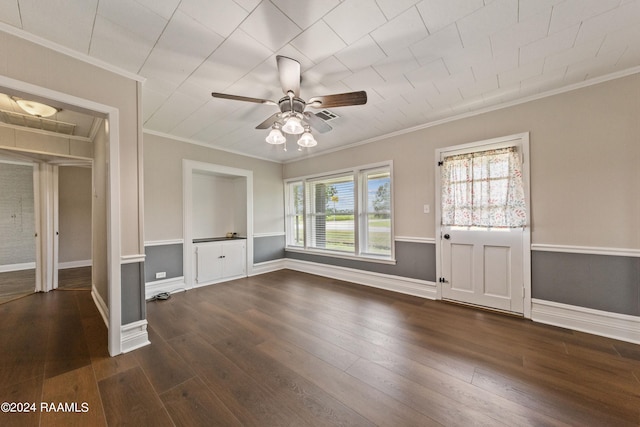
435 133 532 318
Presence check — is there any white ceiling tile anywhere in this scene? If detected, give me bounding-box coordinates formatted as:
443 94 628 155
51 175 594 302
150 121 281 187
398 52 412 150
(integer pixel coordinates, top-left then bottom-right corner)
490 10 551 57
323 0 387 44
134 0 180 20
518 0 563 22
543 38 602 74
179 0 249 38
233 0 261 12
519 24 580 65
370 7 429 55
90 16 155 73
459 74 498 99
180 29 273 101
442 38 492 75
0 1 21 27
334 35 387 72
145 91 206 132
405 59 450 87
376 0 421 20
432 68 475 94
290 20 346 63
341 67 385 91
410 24 463 66
471 50 518 81
599 23 640 58
416 0 483 34
19 0 98 53
576 0 640 44
565 47 627 81
139 11 224 86
373 48 420 80
240 1 301 51
303 56 353 85
548 0 620 35
497 59 544 87
171 100 247 139
271 0 340 29
481 85 522 105
456 0 518 47
97 0 167 43
372 75 415 100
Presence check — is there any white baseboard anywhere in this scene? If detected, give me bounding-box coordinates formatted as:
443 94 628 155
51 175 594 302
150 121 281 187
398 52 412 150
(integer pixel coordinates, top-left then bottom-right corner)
284 258 437 300
0 262 35 273
91 285 109 328
59 259 92 269
145 276 186 300
532 299 640 344
250 259 287 276
121 319 150 353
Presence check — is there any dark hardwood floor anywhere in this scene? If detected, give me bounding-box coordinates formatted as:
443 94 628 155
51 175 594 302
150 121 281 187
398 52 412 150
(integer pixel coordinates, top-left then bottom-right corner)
0 269 35 305
0 269 639 426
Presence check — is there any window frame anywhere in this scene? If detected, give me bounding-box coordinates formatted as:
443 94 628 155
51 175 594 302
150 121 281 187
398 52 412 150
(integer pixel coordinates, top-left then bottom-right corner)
284 161 395 264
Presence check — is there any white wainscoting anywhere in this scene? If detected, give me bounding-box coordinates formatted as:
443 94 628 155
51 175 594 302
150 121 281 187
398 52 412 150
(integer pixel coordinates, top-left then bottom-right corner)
59 259 92 269
120 320 150 353
0 262 36 273
531 243 640 257
91 284 109 328
532 299 640 344
145 276 187 300
284 258 438 300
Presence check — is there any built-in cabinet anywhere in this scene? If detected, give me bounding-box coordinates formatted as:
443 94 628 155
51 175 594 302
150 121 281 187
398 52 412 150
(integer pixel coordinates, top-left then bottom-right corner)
194 239 246 286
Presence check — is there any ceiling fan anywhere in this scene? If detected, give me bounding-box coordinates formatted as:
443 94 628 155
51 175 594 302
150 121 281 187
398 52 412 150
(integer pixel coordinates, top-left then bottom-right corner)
212 55 367 148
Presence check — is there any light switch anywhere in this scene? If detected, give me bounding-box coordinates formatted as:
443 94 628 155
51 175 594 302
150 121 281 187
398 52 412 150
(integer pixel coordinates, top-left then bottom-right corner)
423 204 430 214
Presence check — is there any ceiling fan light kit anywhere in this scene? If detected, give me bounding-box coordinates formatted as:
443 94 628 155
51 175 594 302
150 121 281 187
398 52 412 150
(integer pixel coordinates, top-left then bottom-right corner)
212 55 367 152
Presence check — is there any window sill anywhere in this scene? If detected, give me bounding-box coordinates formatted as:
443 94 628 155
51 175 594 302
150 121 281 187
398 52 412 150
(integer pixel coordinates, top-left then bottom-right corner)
285 247 397 265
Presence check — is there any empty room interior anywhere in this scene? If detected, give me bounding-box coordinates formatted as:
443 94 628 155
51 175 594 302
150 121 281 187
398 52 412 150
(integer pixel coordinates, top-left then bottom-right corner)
0 1 639 426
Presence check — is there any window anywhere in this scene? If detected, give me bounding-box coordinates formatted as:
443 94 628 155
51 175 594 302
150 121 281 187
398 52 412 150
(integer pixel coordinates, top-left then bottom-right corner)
285 163 393 261
441 146 526 228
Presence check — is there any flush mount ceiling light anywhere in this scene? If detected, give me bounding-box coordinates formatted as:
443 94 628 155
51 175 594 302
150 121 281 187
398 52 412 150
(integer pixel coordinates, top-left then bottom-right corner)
211 55 368 152
15 98 58 117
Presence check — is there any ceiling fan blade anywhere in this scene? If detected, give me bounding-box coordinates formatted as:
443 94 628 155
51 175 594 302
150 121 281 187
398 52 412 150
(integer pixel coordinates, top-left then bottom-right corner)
276 55 301 97
255 112 281 129
307 91 367 108
212 92 277 106
303 112 332 134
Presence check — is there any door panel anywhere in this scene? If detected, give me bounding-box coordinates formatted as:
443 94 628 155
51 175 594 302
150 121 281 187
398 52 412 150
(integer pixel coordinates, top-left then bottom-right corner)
441 228 523 313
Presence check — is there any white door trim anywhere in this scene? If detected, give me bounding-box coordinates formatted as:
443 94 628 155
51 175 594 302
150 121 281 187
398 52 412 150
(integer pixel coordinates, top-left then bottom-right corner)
0 74 123 356
435 132 532 318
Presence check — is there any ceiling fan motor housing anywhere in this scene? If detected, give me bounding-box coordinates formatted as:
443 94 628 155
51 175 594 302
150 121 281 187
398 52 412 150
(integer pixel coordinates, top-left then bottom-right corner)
279 96 305 114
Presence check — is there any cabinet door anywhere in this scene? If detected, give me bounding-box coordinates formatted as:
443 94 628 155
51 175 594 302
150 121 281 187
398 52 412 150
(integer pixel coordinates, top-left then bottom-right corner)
196 243 223 283
222 241 246 278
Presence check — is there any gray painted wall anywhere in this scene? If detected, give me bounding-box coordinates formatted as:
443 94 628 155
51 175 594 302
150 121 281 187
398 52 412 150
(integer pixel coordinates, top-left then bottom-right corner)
254 235 285 264
286 241 436 282
122 262 145 324
144 244 183 283
532 251 640 316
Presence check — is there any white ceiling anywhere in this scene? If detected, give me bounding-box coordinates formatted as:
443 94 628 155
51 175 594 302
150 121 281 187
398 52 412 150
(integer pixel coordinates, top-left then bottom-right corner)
2 0 640 162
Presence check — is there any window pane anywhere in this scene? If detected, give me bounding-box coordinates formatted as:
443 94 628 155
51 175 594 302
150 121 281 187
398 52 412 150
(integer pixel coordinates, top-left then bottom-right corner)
306 175 354 253
363 170 391 255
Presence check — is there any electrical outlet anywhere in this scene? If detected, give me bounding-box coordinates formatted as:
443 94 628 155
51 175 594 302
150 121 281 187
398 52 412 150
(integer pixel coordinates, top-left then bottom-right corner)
155 271 167 279
423 204 430 214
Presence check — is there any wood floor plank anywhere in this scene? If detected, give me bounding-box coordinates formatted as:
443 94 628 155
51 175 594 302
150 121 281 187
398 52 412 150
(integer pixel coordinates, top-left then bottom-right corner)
98 366 173 427
0 376 43 427
256 336 442 426
216 335 378 427
167 332 309 427
160 376 242 427
41 364 106 427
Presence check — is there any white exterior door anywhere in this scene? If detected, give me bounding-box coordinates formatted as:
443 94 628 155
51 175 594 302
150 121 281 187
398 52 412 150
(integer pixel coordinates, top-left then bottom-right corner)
436 133 531 317
441 227 524 313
